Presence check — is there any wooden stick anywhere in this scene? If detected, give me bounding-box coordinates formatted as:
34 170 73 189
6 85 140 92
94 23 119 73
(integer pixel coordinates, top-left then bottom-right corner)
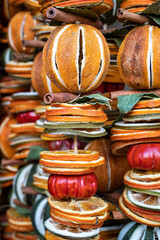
110 89 160 100
22 39 45 48
43 93 77 104
21 186 37 195
117 8 153 24
43 6 103 29
74 135 78 154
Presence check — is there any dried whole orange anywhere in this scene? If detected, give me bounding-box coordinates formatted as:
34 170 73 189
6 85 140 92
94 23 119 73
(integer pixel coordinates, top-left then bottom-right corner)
31 52 62 98
43 24 110 93
8 11 36 53
117 25 160 89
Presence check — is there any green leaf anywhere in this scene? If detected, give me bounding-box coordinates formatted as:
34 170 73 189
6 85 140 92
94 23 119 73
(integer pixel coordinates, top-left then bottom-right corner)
15 207 31 216
117 93 159 114
141 0 160 15
25 146 48 162
70 93 111 109
147 15 160 25
108 37 123 47
54 6 98 19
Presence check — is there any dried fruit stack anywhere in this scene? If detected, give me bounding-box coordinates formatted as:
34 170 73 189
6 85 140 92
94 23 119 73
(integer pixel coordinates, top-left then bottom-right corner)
7 92 48 161
36 22 111 240
111 23 160 239
103 42 125 93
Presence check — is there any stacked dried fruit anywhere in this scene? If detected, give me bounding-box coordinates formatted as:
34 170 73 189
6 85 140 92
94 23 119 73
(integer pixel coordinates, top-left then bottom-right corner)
35 23 111 240
110 23 160 238
38 0 113 17
103 42 125 93
8 92 48 160
111 96 160 157
119 143 160 227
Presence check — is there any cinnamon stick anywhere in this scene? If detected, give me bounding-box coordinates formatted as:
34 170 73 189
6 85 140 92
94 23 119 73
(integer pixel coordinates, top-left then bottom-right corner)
13 199 32 209
117 8 153 24
43 6 103 29
109 210 128 220
100 28 117 35
21 186 37 195
43 92 77 104
110 89 160 100
104 192 121 204
1 159 26 166
22 39 45 48
13 52 34 62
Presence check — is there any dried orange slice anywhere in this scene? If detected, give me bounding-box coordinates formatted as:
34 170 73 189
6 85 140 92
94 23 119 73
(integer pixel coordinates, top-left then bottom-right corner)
45 230 100 240
133 98 160 109
110 128 160 141
125 108 160 116
124 171 160 189
54 0 113 14
10 123 36 133
111 138 160 156
119 196 160 227
129 169 160 181
48 196 108 217
40 150 99 161
45 219 100 239
122 188 160 215
49 213 103 228
43 166 96 175
40 157 104 168
7 208 33 232
50 209 108 225
46 115 107 123
120 0 154 9
33 174 48 190
50 103 102 110
46 105 106 117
